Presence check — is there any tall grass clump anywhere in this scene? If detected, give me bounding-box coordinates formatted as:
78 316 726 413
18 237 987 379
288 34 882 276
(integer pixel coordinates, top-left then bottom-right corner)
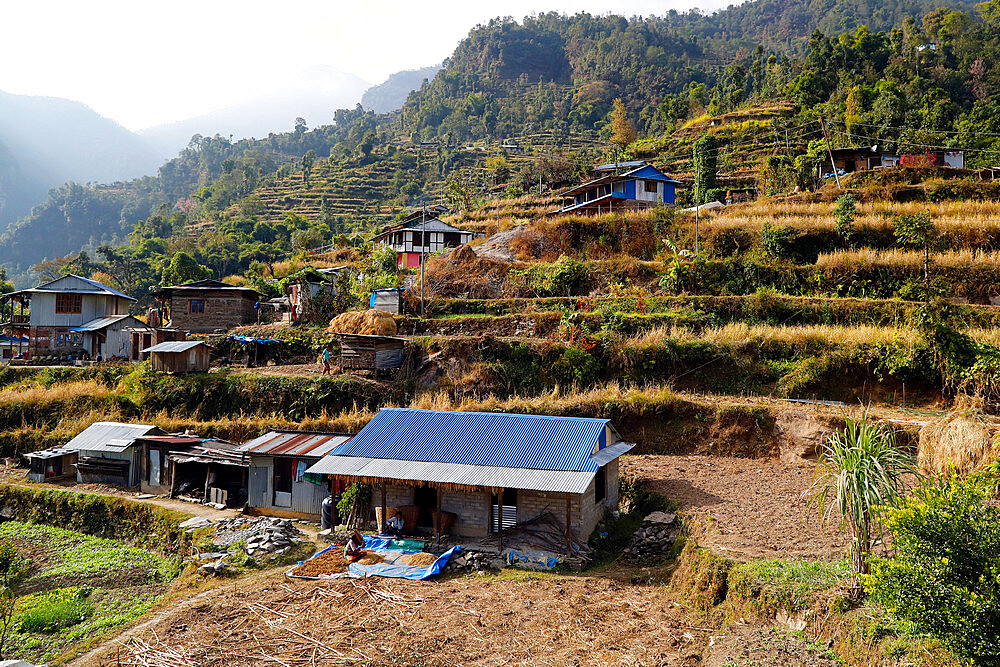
813 414 916 597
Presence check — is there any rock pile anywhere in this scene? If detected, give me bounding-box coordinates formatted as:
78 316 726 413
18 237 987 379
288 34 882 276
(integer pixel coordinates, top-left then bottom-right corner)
213 517 304 556
624 511 680 559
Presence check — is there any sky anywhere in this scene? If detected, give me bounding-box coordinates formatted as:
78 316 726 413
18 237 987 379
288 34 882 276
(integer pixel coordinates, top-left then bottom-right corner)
1 0 736 132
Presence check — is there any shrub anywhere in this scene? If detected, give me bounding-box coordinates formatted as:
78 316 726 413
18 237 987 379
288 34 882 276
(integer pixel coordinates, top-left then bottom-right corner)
865 475 1000 665
551 347 600 387
18 588 93 633
759 221 795 259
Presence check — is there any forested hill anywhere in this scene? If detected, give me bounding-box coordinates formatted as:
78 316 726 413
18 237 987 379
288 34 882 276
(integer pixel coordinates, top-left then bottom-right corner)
0 0 988 287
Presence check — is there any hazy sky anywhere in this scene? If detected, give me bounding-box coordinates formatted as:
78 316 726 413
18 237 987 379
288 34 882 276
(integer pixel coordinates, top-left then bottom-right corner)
2 0 735 131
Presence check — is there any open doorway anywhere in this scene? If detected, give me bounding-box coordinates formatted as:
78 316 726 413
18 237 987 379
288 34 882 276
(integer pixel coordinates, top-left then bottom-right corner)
414 484 437 528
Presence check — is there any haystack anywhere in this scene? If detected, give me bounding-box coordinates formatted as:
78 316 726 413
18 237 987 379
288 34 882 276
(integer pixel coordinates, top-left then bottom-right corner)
918 396 1000 475
449 243 478 265
327 309 397 336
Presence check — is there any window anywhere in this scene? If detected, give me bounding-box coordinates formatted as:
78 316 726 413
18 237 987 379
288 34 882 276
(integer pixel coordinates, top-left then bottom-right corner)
491 488 518 532
189 299 205 314
595 466 607 504
55 293 82 314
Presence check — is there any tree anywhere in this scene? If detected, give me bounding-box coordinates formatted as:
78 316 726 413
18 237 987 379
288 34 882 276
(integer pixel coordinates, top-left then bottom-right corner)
894 213 935 284
693 133 718 204
0 540 27 658
161 252 211 286
813 413 915 597
866 474 1000 664
301 149 316 182
833 193 857 245
608 98 636 161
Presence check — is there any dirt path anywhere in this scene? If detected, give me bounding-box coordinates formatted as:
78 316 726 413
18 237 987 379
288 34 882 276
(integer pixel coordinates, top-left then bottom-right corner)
623 454 845 560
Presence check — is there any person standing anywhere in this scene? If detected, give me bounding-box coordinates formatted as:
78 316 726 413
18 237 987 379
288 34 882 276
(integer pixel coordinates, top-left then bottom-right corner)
321 344 331 375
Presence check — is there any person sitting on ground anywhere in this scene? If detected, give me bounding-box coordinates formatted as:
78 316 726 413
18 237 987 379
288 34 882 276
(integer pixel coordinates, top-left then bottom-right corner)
344 530 366 563
384 510 404 537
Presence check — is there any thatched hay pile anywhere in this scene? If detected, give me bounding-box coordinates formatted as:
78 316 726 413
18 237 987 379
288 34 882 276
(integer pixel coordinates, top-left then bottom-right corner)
918 396 1000 475
449 244 478 264
328 309 397 336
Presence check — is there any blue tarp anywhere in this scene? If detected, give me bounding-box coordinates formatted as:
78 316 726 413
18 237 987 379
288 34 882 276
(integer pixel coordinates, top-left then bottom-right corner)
228 334 283 344
288 536 459 581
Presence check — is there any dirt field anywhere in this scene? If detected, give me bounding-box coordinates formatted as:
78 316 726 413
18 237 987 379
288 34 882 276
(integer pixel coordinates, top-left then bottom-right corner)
96 570 711 666
622 455 845 560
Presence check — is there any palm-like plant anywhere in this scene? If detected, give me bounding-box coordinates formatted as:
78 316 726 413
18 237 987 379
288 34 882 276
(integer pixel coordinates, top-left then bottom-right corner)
813 414 916 597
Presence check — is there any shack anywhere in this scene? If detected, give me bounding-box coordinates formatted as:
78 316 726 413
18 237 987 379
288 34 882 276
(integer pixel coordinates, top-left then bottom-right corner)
135 434 240 496
239 430 353 519
166 445 249 507
334 333 407 375
369 288 407 315
142 340 210 373
72 422 166 486
23 446 78 483
305 408 633 546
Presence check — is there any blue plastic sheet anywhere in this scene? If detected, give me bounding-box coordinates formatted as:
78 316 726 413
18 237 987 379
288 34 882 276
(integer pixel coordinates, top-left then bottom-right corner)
347 535 460 580
228 334 283 344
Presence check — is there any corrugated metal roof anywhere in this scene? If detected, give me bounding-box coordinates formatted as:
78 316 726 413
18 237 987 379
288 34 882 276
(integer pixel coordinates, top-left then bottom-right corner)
591 441 634 467
304 456 597 494
328 408 610 472
64 422 163 452
24 446 77 460
70 315 136 332
237 431 353 458
141 340 204 353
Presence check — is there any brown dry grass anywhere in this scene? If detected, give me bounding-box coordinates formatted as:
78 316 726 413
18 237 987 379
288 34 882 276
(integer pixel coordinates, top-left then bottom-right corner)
816 248 1000 271
328 309 397 336
918 396 1000 475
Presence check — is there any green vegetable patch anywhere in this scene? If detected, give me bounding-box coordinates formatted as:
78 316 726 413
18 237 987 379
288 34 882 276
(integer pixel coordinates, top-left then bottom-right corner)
0 522 180 664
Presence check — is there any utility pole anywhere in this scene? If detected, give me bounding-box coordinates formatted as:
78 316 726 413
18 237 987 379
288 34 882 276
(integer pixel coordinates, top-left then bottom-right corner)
694 145 700 255
821 118 842 190
538 156 542 196
420 204 426 317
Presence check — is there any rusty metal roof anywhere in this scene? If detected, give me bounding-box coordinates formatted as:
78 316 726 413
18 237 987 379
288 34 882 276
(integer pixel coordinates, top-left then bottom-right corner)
237 431 353 458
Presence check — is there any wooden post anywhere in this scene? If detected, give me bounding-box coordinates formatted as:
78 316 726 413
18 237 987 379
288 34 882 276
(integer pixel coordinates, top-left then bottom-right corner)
497 488 504 550
168 459 177 499
821 118 843 190
203 464 211 503
565 493 572 555
434 486 442 541
380 481 387 535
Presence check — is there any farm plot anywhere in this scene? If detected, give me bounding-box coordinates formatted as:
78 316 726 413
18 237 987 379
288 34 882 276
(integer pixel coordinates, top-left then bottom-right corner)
0 521 180 664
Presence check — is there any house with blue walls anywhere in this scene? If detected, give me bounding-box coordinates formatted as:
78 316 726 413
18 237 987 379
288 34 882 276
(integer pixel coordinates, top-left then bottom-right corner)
550 161 682 216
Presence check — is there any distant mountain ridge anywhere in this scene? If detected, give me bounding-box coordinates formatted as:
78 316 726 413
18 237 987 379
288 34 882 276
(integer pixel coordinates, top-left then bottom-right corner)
0 90 161 228
139 66 370 160
361 64 443 113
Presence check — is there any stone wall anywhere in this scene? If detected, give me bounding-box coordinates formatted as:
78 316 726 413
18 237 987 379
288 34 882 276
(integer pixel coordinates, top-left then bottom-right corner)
169 294 256 333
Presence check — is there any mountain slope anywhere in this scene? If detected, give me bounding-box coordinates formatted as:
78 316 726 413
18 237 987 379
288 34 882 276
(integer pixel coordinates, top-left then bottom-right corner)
361 64 443 113
140 67 370 160
0 90 161 227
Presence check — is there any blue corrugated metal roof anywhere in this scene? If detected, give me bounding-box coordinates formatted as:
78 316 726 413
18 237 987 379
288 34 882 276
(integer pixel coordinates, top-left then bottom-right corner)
329 408 610 472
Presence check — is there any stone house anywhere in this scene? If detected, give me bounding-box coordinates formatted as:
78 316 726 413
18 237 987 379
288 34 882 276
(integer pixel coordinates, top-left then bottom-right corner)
150 279 260 334
306 408 632 544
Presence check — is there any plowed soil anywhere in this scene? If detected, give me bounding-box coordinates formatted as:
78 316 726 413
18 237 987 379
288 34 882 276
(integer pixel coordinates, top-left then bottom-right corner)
622 455 846 560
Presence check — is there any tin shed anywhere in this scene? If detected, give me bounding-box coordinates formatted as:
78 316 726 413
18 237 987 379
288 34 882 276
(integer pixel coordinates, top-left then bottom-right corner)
71 422 165 486
142 340 210 373
238 430 353 519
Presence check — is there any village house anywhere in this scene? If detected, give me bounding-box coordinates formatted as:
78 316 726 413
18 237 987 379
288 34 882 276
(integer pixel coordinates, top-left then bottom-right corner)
240 430 354 519
550 161 681 216
150 279 261 334
305 408 633 543
371 214 478 269
285 267 347 323
824 145 965 178
1 275 143 360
